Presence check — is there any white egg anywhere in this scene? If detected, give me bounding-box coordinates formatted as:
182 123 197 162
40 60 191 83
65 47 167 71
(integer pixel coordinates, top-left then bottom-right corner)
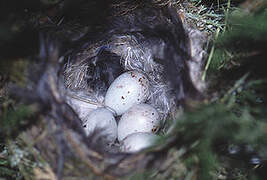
66 94 99 122
117 103 160 141
120 132 159 153
83 107 117 144
104 71 150 116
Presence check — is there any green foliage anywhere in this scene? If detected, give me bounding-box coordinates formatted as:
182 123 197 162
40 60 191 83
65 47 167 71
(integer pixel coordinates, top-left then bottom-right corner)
174 104 237 179
0 144 22 179
184 0 227 33
173 100 266 179
0 59 28 87
221 12 267 48
0 166 20 179
123 171 154 180
183 2 267 179
209 1 267 71
0 105 34 137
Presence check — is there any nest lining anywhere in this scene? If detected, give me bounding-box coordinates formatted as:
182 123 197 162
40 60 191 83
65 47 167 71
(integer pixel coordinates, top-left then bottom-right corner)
63 24 206 131
63 34 176 122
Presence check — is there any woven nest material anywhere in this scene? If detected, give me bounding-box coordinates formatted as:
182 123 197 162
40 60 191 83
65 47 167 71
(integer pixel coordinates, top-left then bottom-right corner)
8 1 207 179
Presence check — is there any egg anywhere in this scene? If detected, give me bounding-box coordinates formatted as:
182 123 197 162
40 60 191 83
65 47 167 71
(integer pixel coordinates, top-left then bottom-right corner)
120 132 159 153
104 71 150 116
117 103 160 141
83 107 117 144
66 94 99 122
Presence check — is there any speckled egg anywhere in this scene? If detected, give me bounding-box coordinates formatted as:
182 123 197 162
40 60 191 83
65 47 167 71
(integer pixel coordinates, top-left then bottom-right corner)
117 103 160 141
120 132 159 153
83 107 117 144
104 71 150 116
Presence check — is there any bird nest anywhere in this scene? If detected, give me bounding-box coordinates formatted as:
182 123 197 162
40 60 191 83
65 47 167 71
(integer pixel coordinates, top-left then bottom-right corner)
7 1 207 179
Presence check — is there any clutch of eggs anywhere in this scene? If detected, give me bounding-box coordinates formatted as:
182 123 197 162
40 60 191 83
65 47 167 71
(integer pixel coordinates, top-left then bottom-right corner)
104 70 150 116
68 70 159 149
117 103 160 141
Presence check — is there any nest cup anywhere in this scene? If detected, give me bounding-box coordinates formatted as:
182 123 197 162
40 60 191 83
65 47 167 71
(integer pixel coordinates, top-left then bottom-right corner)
16 1 207 179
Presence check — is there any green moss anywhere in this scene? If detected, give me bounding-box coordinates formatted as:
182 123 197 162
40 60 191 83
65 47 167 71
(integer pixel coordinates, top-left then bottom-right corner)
0 105 33 137
0 59 28 87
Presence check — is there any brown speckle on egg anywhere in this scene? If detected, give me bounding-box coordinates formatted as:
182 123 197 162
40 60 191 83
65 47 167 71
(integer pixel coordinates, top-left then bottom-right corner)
116 85 124 88
130 71 136 78
151 127 158 132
